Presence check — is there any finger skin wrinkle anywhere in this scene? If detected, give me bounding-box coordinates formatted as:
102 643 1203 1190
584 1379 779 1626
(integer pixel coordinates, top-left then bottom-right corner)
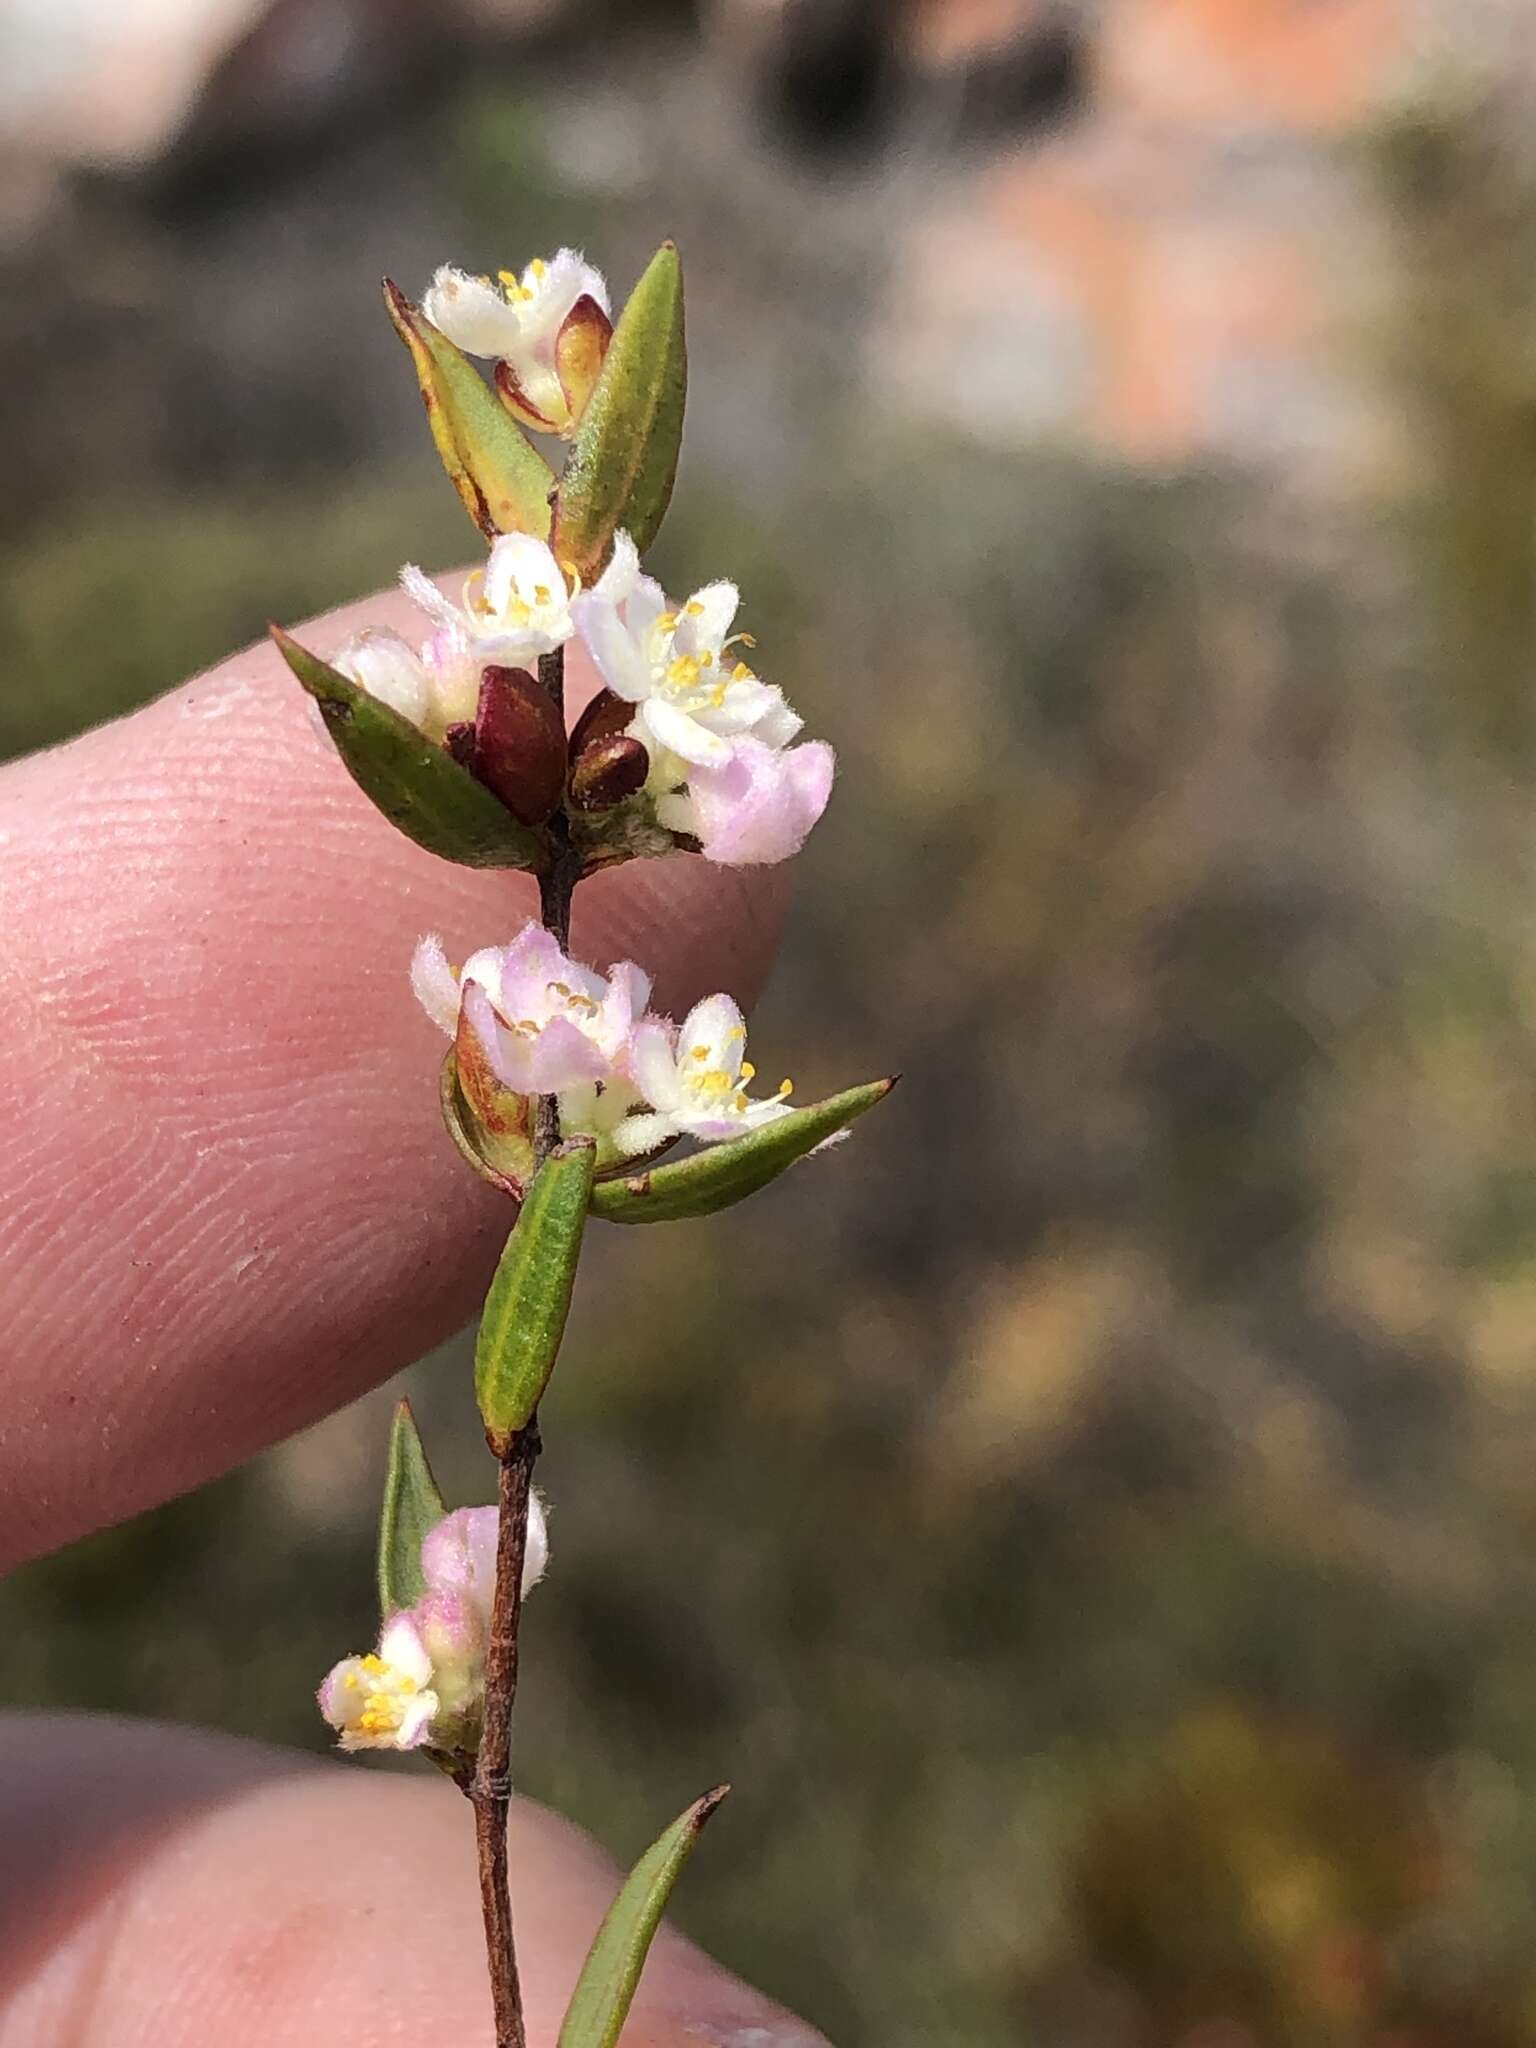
0 584 789 1570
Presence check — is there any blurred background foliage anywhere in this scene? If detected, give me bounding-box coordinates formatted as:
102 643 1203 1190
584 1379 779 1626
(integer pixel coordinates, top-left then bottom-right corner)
8 2 1536 2043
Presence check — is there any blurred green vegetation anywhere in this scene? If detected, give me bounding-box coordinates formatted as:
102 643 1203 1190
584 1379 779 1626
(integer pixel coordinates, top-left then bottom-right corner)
10 51 1536 2048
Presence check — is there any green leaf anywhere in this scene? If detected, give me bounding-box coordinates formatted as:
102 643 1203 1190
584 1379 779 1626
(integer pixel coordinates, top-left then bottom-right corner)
271 626 548 871
557 1787 729 2048
384 279 555 540
377 1399 448 1617
552 243 686 583
591 1078 896 1226
475 1138 597 1445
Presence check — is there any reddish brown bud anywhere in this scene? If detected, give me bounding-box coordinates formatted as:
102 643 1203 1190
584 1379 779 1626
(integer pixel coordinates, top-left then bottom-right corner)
472 666 568 826
569 734 650 812
568 687 634 759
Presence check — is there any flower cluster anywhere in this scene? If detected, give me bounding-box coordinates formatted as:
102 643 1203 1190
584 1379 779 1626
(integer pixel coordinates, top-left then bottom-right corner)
319 1500 549 1754
414 921 796 1174
324 251 833 870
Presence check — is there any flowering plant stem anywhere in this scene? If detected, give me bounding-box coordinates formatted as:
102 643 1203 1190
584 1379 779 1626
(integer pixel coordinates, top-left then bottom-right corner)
471 644 572 2048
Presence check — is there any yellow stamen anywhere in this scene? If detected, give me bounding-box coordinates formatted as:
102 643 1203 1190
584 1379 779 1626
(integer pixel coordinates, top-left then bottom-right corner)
685 600 705 617
656 611 678 633
534 584 552 605
731 662 753 682
740 1062 756 1081
778 1079 793 1096
691 1045 709 1061
530 257 547 280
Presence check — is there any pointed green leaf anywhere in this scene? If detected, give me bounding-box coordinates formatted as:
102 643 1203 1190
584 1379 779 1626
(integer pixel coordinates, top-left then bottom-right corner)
557 1787 729 2048
377 1399 448 1617
272 626 548 871
475 1138 597 1445
591 1078 895 1226
384 278 555 540
552 243 686 583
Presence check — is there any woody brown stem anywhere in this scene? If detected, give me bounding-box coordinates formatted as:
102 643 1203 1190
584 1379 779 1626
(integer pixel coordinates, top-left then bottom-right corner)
471 641 574 2048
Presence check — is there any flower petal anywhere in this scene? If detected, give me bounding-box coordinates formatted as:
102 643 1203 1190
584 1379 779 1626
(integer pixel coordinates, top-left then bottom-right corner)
641 696 733 767
680 992 747 1077
630 1015 682 1110
411 935 461 1036
421 266 525 358
574 591 655 703
673 580 739 655
379 1612 435 1689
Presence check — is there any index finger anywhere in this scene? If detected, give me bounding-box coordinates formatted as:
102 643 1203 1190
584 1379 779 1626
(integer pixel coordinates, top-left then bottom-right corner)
0 583 789 1572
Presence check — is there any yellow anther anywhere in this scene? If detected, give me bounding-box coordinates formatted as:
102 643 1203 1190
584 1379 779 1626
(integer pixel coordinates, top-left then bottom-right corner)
656 611 678 633
740 1061 756 1081
506 598 532 627
691 1045 709 1061
343 1672 361 1691
731 662 753 682
734 1094 749 1112
666 655 701 689
498 269 518 289
700 650 714 666
530 257 547 280
710 684 727 707
685 600 705 617
727 1025 746 1041
534 583 552 605
734 633 757 648
778 1079 793 1096
361 1655 385 1675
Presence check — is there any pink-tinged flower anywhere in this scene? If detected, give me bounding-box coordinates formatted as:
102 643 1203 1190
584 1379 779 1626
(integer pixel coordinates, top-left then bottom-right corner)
420 1500 549 1623
422 251 611 436
412 924 650 1098
401 533 575 671
659 734 835 866
318 1610 443 1753
574 532 798 769
331 621 481 744
318 1501 550 1754
612 993 796 1154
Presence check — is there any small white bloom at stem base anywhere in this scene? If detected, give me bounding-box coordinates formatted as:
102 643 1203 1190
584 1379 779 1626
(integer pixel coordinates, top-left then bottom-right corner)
422 251 612 435
318 1611 442 1753
317 1499 549 1754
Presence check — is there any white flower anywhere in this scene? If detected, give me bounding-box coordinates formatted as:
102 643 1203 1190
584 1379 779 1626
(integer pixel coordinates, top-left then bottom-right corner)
422 251 611 434
611 993 795 1155
573 531 799 770
331 621 481 744
401 532 574 671
318 1612 442 1753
